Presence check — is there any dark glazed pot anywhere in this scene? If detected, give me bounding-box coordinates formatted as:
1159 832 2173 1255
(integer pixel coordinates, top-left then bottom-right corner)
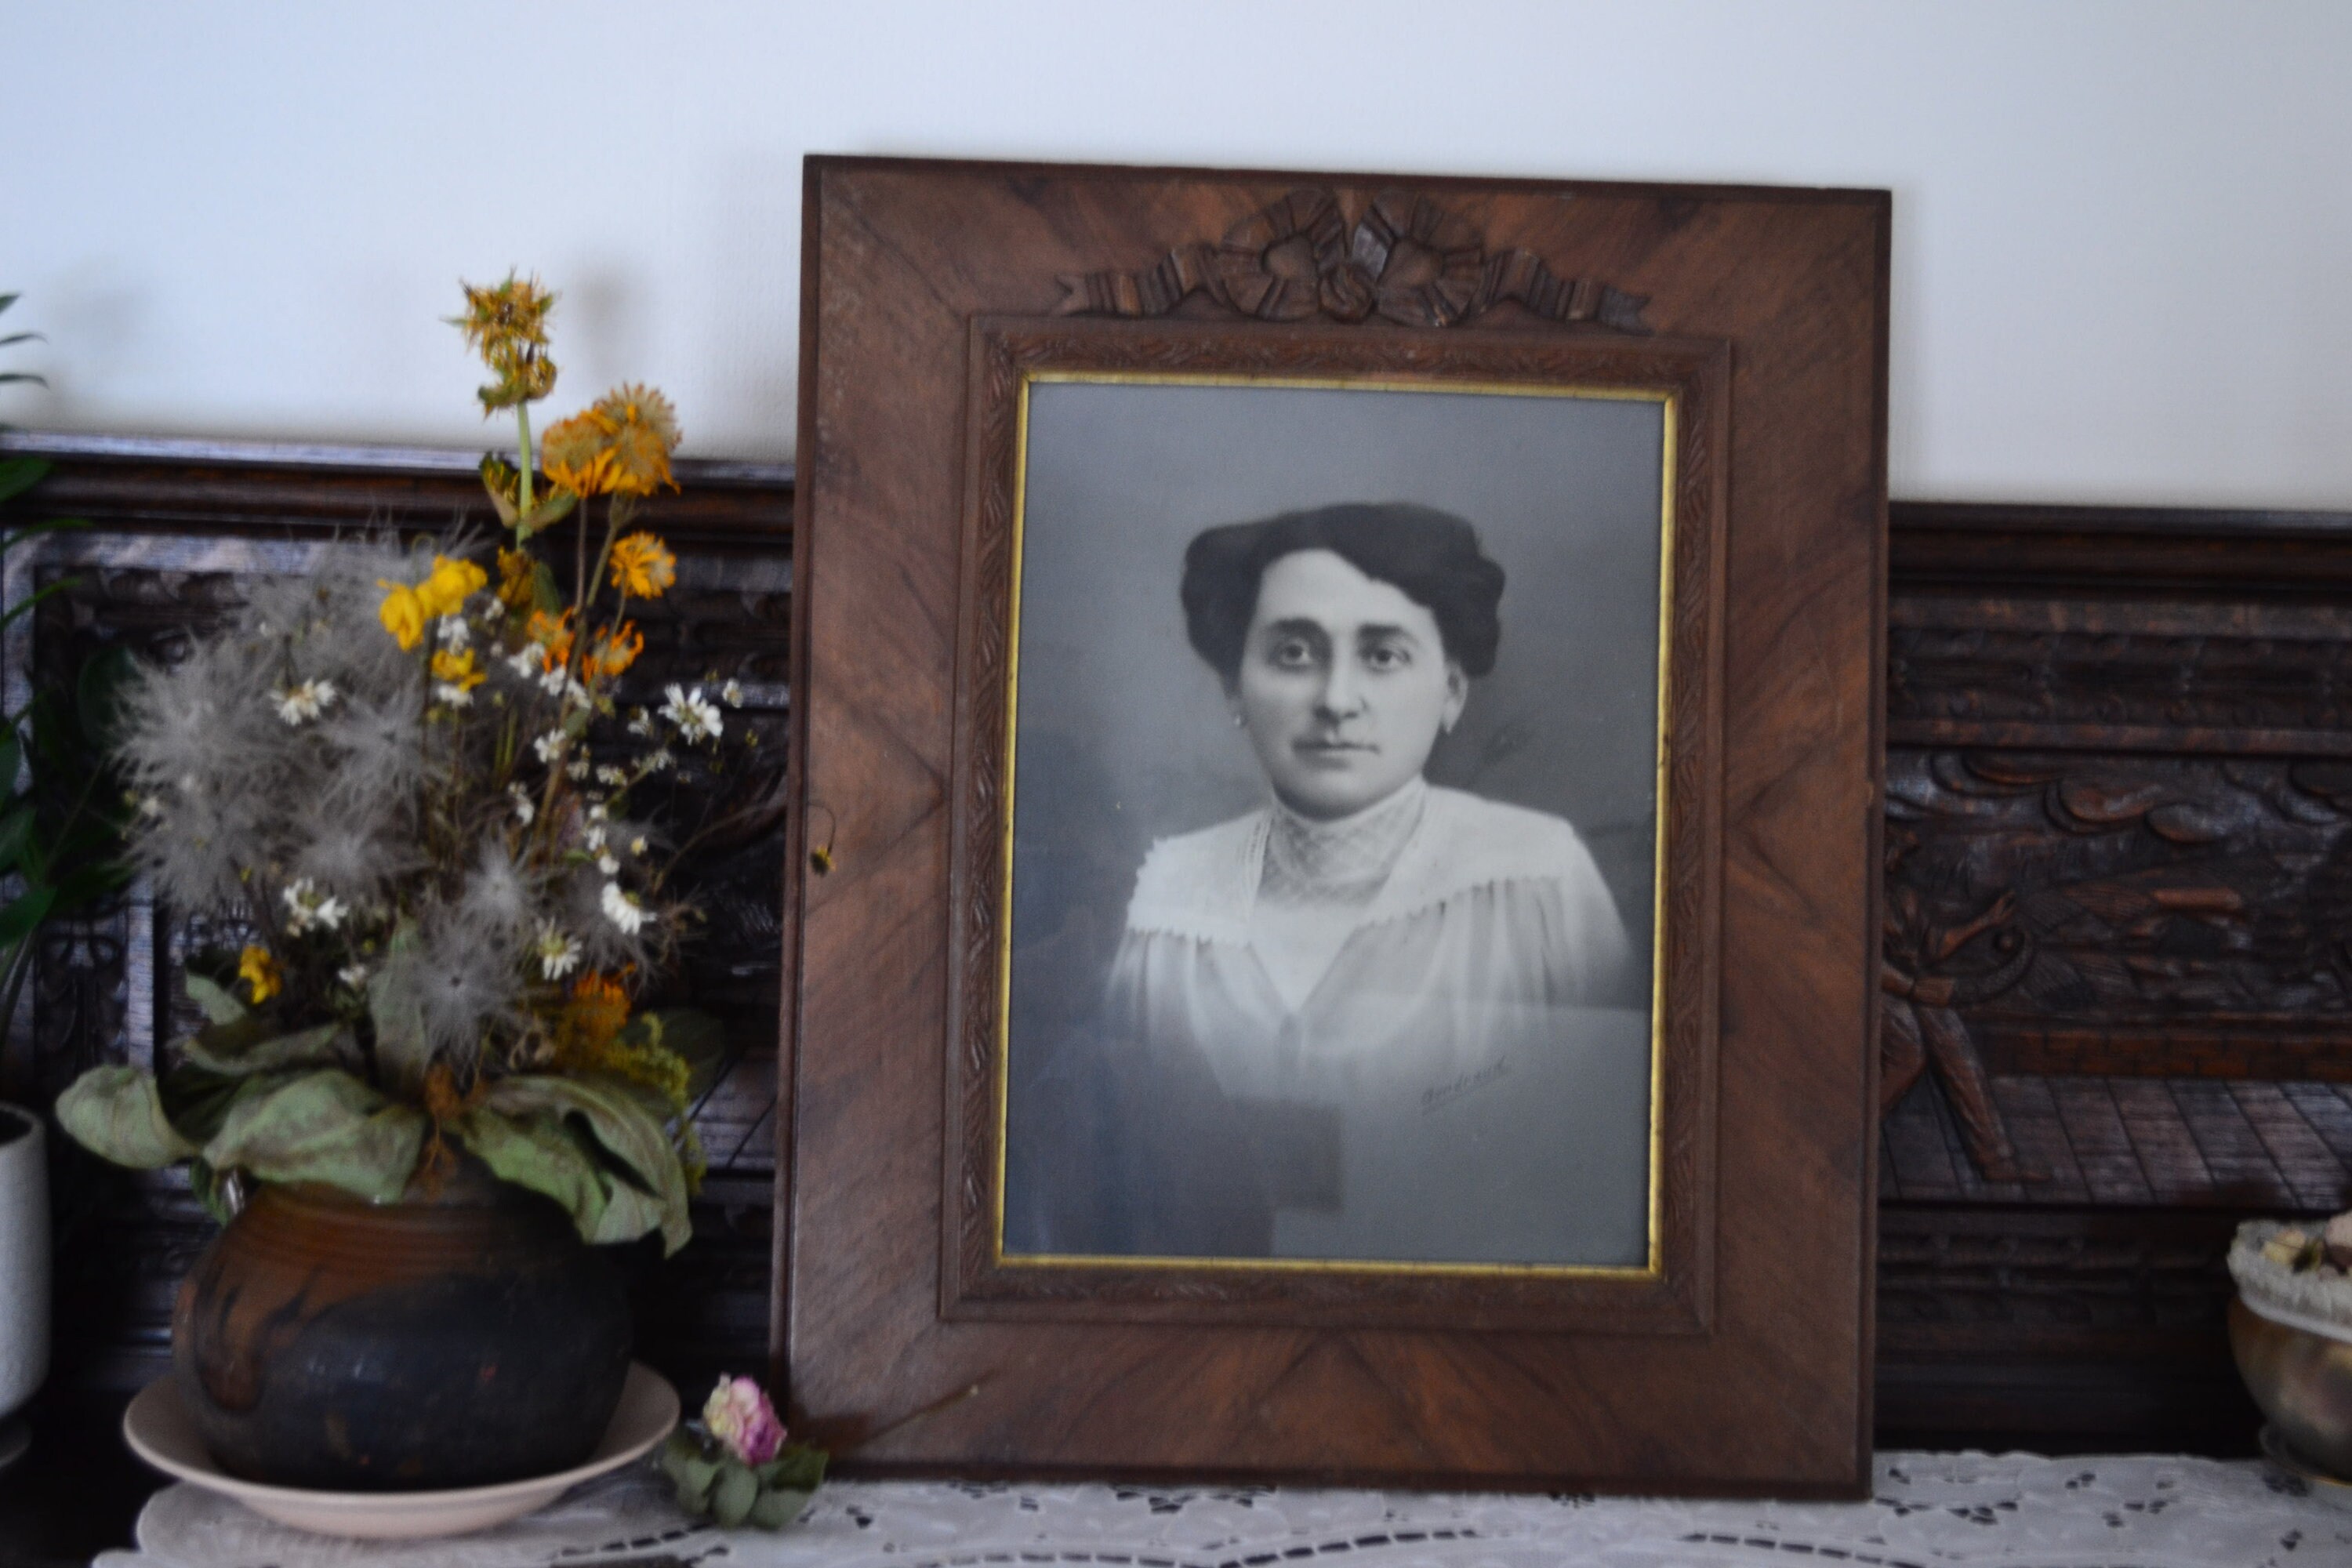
172 1172 632 1490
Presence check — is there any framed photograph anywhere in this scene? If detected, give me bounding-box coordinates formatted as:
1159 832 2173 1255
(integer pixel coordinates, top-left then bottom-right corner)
784 160 1887 1494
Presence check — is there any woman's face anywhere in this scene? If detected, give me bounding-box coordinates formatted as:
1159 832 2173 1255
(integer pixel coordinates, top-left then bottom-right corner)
1232 548 1467 820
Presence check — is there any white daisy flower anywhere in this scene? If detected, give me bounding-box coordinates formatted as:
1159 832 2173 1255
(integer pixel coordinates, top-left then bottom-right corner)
532 730 568 764
281 877 348 935
533 921 583 982
645 748 677 774
506 647 542 680
337 963 370 989
585 825 608 851
437 615 471 651
587 803 609 822
601 882 650 935
626 707 655 738
507 782 536 826
538 666 570 697
433 682 476 709
659 683 724 743
596 764 628 786
721 680 745 708
565 759 590 780
597 853 619 874
273 679 338 726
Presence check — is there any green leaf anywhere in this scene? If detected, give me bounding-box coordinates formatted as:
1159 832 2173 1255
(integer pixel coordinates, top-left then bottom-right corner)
183 973 248 1027
45 860 130 921
155 1061 278 1146
0 578 75 638
365 922 433 1099
0 804 34 873
514 488 577 543
0 457 50 506
201 1069 427 1203
0 883 56 947
747 1486 815 1530
0 729 19 800
181 1019 350 1076
56 1065 199 1168
760 1444 827 1492
466 1073 691 1252
710 1464 758 1528
659 1433 720 1509
530 561 563 614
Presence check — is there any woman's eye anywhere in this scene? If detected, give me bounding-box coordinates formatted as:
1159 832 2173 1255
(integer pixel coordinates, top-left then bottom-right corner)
1364 643 1409 670
1269 639 1315 667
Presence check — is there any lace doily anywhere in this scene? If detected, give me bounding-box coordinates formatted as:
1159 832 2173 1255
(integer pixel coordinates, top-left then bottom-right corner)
99 1450 2352 1568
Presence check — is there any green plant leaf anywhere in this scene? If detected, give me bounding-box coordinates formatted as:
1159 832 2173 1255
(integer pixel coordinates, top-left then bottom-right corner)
45 859 130 922
181 1019 350 1076
659 1433 720 1509
0 883 56 947
759 1445 827 1492
470 1073 691 1252
0 729 19 800
186 1157 236 1225
201 1069 426 1203
710 1464 758 1528
365 922 433 1099
0 456 50 506
55 1065 199 1168
531 561 563 614
0 804 34 873
155 1061 286 1146
183 973 248 1027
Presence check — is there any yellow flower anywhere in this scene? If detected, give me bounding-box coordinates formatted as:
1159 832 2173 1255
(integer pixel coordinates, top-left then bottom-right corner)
539 386 681 498
377 581 427 651
608 533 677 599
238 945 281 1004
554 971 631 1062
430 648 485 693
591 385 681 496
585 622 644 681
415 555 488 619
496 548 539 612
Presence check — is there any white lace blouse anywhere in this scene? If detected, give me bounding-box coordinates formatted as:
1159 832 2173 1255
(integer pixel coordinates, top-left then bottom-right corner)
1102 783 1652 1266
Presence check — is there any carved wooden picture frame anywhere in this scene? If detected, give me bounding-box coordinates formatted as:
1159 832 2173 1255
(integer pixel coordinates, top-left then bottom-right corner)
785 158 1889 1494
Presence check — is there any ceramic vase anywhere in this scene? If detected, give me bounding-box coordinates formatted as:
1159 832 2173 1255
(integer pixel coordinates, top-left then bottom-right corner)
2229 1293 2352 1478
172 1165 632 1491
0 1103 50 1439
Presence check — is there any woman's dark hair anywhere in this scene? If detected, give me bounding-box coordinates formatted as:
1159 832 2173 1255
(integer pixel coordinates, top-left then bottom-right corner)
1180 502 1505 685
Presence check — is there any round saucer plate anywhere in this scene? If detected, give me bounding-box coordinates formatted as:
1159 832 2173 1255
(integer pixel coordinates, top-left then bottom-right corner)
122 1362 677 1539
2259 1424 2352 1510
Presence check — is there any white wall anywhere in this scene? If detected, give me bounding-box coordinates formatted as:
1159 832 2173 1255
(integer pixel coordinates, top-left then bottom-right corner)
5 1 2350 506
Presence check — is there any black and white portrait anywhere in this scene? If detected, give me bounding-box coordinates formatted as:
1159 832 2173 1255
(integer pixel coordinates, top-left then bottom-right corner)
999 375 1666 1271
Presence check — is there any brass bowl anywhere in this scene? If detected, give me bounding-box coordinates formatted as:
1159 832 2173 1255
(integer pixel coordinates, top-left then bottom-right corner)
2230 1294 2352 1480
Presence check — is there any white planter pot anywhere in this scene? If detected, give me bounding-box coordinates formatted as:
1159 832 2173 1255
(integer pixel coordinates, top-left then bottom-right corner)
0 1102 49 1425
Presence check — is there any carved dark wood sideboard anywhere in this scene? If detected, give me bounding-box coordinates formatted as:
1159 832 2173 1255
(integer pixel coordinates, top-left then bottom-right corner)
1 437 2345 1461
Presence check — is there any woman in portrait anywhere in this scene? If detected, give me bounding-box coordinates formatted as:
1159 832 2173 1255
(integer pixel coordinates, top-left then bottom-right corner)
1073 501 1649 1267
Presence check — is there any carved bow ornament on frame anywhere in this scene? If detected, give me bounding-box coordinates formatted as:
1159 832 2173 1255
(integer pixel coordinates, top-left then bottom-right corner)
1056 187 1653 332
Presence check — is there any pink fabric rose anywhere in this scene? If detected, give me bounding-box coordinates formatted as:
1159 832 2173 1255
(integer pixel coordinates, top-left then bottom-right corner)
702 1374 786 1465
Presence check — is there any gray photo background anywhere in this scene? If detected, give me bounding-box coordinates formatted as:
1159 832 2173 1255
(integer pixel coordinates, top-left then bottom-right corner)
1006 377 1667 1051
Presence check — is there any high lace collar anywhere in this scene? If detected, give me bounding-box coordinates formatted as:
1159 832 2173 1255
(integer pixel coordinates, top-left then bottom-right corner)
1261 777 1428 904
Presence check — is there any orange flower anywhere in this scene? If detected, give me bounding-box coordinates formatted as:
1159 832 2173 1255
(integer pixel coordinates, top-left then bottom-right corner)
585 622 644 681
452 274 558 412
539 408 619 497
538 385 681 498
525 608 575 672
607 532 677 599
555 971 631 1062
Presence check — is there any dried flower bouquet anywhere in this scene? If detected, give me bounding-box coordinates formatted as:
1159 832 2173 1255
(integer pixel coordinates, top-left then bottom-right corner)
54 277 752 1252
